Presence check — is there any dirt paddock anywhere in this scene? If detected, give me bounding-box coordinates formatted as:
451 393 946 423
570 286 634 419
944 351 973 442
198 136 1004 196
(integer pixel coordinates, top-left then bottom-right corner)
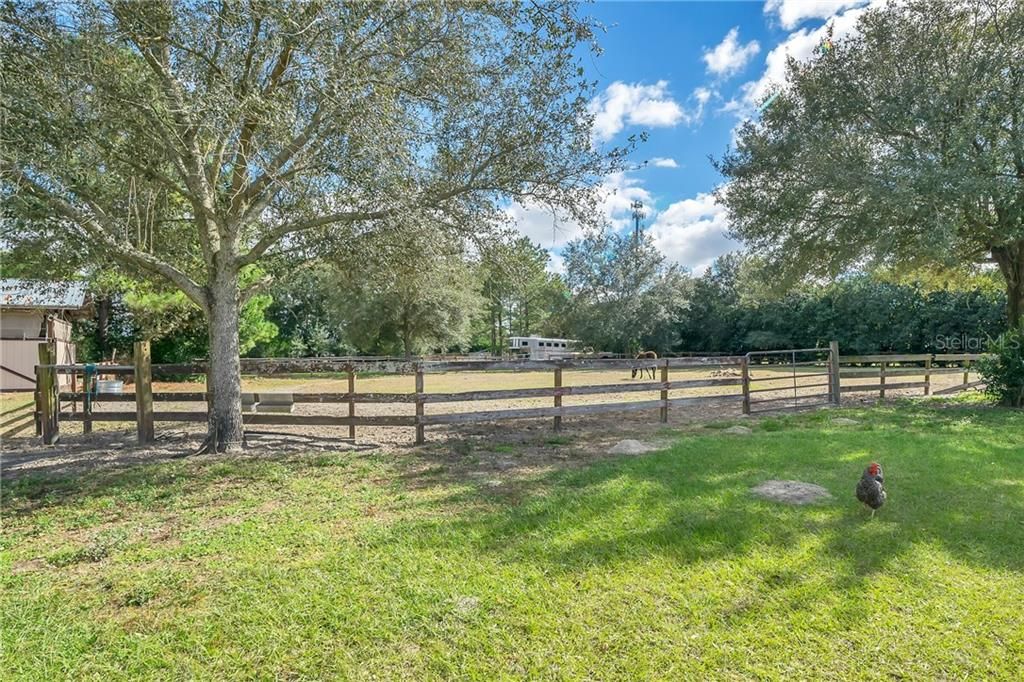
1 365 981 483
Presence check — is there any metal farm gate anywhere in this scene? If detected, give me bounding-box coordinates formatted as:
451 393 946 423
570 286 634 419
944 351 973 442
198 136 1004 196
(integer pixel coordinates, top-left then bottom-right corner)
742 343 840 415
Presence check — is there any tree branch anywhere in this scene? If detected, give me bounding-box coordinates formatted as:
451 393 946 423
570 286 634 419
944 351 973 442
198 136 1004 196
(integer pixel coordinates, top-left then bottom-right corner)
237 207 391 266
237 106 326 223
228 42 295 216
3 163 209 311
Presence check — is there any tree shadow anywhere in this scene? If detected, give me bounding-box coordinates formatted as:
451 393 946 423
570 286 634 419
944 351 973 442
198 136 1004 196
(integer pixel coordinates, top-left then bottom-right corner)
4 404 1021 588
385 407 1024 586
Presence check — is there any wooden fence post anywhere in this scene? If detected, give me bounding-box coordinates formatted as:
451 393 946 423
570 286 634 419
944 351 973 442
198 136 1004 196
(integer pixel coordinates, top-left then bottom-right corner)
553 367 563 432
36 342 58 444
741 355 751 415
963 357 971 388
347 367 356 441
828 341 841 406
924 356 932 396
659 359 669 423
34 383 42 436
134 341 155 445
83 364 94 434
414 364 425 445
879 361 887 400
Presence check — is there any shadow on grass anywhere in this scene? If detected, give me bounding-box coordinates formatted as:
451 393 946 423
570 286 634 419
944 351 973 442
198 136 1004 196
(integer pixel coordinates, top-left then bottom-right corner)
4 404 1022 583
385 404 1024 580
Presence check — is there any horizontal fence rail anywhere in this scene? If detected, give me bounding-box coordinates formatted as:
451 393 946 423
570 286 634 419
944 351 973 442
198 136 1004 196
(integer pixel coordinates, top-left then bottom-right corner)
48 355 746 377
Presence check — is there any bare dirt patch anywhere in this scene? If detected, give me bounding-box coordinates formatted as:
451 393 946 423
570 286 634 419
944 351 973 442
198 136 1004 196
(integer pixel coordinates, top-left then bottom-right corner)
608 439 663 455
751 480 833 505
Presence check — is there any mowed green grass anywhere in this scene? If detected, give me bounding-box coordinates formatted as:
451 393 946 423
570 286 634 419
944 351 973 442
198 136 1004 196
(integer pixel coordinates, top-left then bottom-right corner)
2 404 1023 679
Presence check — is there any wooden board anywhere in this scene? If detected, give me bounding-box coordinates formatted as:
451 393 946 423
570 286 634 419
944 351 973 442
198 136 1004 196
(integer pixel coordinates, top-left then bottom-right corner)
747 393 831 407
64 412 416 426
840 368 964 377
420 378 742 404
418 394 743 425
749 400 831 414
839 354 932 363
839 381 928 393
932 379 986 395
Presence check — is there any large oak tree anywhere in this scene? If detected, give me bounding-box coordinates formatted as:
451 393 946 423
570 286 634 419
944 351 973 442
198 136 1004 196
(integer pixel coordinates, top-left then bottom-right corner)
716 0 1024 329
1 1 624 450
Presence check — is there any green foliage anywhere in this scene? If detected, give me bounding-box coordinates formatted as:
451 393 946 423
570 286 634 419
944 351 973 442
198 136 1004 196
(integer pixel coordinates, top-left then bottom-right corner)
562 229 690 353
677 255 1007 354
717 0 1024 328
253 265 350 358
237 294 278 355
2 0 626 442
977 328 1024 407
477 236 566 352
70 273 279 363
3 0 622 306
329 222 483 358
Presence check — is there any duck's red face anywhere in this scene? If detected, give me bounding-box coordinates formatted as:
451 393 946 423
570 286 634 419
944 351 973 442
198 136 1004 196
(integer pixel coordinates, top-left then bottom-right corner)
868 462 881 476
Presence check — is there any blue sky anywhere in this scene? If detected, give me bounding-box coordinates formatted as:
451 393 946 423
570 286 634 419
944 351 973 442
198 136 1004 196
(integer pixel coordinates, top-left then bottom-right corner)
510 0 878 274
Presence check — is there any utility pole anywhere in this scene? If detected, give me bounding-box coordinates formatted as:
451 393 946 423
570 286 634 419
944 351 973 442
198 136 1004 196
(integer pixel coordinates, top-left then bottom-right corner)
631 200 645 243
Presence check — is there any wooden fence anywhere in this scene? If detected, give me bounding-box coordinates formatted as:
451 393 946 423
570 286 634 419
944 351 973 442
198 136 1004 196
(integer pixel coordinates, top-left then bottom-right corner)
34 341 757 446
837 353 985 399
0 400 35 440
31 342 988 446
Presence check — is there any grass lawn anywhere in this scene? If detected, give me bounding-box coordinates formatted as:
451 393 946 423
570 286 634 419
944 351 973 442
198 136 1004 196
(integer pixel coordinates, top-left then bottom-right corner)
2 403 1023 679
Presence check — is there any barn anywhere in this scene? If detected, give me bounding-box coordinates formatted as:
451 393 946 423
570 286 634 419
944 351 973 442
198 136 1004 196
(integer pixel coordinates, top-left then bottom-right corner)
0 279 87 391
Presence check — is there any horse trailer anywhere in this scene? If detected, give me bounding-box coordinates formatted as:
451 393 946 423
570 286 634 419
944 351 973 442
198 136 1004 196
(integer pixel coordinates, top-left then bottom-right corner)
508 336 577 360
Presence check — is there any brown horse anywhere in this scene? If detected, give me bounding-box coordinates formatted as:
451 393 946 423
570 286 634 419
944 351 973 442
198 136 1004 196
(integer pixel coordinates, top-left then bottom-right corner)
631 350 658 380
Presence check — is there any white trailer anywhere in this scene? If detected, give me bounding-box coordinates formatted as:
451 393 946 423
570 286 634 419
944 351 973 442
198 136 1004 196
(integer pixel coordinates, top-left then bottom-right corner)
508 336 577 360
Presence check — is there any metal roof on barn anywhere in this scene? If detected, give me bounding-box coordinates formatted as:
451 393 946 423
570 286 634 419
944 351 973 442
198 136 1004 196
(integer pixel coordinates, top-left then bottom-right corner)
0 279 87 309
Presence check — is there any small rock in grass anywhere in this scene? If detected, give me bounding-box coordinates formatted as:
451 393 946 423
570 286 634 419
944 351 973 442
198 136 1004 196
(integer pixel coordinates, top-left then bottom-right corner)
484 479 503 488
751 480 833 505
609 439 659 455
832 417 860 426
723 425 753 435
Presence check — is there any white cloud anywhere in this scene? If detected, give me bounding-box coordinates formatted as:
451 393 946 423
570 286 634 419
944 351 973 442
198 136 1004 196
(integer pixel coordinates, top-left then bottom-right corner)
649 191 741 273
547 251 566 275
649 157 679 168
503 201 578 250
588 80 686 141
734 0 887 114
764 0 867 30
506 172 652 259
703 27 761 78
599 172 654 233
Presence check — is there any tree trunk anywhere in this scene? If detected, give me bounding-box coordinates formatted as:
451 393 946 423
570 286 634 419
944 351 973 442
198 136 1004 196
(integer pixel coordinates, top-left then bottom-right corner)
497 308 504 353
993 241 1024 330
490 305 497 356
205 270 245 452
95 296 111 358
